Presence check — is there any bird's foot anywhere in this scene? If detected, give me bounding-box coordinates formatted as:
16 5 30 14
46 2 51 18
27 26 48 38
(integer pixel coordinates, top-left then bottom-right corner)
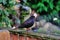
24 28 31 32
27 28 31 31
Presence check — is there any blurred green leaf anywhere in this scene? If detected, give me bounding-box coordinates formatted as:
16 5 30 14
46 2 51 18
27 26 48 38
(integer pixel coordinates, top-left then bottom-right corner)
49 2 54 9
43 6 48 11
0 0 2 3
32 5 37 9
3 0 7 5
37 2 44 7
56 6 60 11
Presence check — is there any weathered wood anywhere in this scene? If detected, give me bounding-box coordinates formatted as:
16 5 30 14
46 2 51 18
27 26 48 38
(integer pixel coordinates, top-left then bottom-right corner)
0 30 10 40
0 27 60 40
9 29 60 40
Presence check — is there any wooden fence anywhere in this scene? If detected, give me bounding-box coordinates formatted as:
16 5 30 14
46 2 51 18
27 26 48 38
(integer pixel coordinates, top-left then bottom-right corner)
0 27 60 40
9 29 60 40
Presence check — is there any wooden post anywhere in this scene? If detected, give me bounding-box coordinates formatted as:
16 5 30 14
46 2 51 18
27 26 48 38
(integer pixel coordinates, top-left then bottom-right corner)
26 36 32 40
10 34 18 40
0 30 10 40
19 35 25 40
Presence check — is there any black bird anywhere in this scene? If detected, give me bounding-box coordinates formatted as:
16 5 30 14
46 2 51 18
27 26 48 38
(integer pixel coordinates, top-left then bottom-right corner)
18 16 35 30
17 10 38 31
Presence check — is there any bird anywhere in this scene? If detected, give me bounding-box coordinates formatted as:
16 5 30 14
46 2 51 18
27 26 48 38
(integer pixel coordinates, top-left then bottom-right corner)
17 10 38 31
18 15 35 31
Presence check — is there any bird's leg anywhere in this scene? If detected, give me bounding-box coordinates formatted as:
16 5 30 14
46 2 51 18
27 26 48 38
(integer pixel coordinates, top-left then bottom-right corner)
27 28 31 31
24 28 31 31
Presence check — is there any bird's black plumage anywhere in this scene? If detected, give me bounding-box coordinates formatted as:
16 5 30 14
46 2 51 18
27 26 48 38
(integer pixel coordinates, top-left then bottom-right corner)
18 16 35 28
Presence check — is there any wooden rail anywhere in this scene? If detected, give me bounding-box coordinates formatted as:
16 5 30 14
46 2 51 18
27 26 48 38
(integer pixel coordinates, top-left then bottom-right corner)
0 27 60 40
9 29 60 40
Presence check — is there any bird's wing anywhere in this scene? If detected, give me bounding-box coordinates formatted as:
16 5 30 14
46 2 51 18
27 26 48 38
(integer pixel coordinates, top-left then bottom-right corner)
18 16 35 28
23 18 32 25
19 19 33 28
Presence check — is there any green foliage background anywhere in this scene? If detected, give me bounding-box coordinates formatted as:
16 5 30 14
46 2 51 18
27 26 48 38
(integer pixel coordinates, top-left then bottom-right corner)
26 0 60 13
0 0 60 27
0 0 16 27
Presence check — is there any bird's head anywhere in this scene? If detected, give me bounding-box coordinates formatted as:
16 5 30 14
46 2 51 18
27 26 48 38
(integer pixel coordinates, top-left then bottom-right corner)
31 10 38 18
33 13 38 18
